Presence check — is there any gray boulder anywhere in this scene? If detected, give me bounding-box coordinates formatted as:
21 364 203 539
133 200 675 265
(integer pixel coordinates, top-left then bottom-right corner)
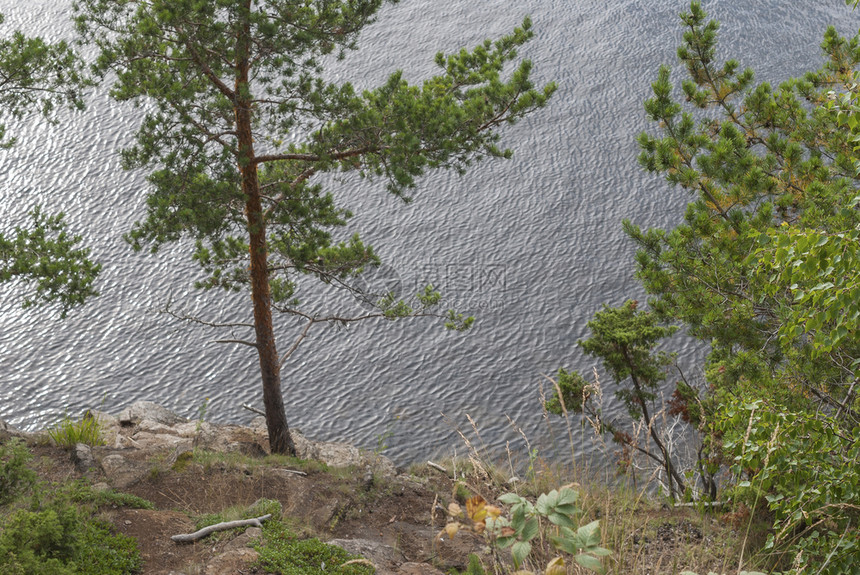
71 443 97 473
117 401 187 426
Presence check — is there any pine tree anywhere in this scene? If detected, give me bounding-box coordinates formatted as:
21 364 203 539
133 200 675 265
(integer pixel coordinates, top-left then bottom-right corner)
74 0 556 454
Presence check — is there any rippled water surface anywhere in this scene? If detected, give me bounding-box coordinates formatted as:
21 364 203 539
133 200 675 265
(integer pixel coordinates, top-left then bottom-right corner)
0 0 856 465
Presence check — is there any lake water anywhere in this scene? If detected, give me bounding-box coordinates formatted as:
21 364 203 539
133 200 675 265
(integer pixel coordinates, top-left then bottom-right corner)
0 0 856 466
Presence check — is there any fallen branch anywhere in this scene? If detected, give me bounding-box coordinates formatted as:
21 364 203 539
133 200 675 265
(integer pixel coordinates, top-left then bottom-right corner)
171 514 272 543
427 461 449 475
273 468 308 476
242 403 266 416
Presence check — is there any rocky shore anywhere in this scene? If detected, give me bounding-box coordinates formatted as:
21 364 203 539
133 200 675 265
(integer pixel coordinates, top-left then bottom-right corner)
0 401 474 575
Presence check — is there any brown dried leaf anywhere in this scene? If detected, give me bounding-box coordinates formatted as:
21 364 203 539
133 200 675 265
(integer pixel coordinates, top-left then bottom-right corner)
445 522 460 539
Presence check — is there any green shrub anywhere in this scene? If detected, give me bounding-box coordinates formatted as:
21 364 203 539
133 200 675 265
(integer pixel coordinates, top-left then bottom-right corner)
0 438 37 506
73 520 141 575
0 495 141 575
0 508 80 574
255 521 373 575
719 398 860 574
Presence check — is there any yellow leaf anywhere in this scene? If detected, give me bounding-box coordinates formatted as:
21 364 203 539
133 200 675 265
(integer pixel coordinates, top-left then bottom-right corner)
545 556 565 575
485 505 502 519
466 495 488 522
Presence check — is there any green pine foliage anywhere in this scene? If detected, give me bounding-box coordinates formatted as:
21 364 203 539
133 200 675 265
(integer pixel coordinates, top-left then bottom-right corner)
548 301 689 499
631 1 859 409
548 2 859 570
0 13 100 316
0 12 89 148
620 1 860 570
73 0 556 453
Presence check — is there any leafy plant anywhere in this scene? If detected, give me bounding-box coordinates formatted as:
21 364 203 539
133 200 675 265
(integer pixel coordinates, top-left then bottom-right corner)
47 413 104 448
718 399 860 574
443 487 610 574
0 438 36 506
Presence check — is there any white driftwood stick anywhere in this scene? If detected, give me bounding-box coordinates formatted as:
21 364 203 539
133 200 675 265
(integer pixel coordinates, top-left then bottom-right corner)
171 514 272 543
276 468 307 476
673 501 726 508
242 403 266 416
427 461 448 474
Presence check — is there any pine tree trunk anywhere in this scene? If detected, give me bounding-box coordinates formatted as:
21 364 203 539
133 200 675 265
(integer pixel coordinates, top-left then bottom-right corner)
235 0 296 456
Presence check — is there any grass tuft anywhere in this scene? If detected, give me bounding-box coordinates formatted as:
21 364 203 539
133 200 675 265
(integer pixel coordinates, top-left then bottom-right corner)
47 414 104 448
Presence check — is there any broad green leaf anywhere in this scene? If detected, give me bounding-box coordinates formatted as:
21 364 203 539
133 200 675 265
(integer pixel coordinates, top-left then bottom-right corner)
576 520 602 548
547 512 577 528
521 517 540 542
574 553 604 574
499 493 523 505
556 488 579 507
511 541 531 568
550 534 579 555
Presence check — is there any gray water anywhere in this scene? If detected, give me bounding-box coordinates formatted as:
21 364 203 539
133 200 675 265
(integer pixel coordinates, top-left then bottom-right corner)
0 0 856 466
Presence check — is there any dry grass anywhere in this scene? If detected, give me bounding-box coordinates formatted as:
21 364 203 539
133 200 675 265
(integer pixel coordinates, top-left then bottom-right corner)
431 371 773 575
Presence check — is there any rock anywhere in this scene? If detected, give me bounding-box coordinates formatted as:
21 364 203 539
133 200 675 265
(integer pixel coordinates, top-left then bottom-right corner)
0 419 22 442
190 422 268 456
203 548 259 575
328 538 405 575
163 444 194 469
362 452 398 478
118 401 187 426
290 429 397 475
127 432 192 451
84 409 120 446
71 443 97 473
99 453 152 489
136 419 182 435
223 526 262 551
